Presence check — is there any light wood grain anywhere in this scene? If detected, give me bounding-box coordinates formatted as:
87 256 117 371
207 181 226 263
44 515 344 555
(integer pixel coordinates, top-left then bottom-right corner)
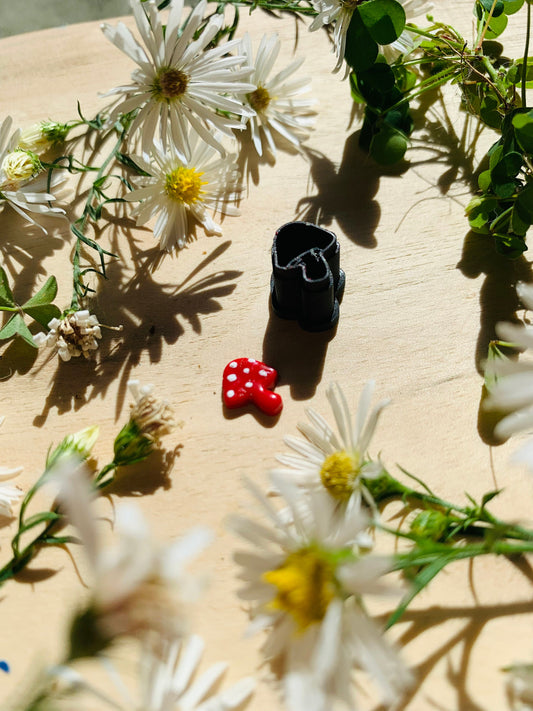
0 4 532 710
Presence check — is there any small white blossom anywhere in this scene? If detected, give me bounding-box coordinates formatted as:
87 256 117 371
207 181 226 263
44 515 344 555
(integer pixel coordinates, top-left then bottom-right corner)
101 0 255 158
240 32 316 157
229 477 412 711
309 0 432 72
485 282 533 469
33 310 103 361
272 381 389 519
51 634 255 711
0 116 65 232
125 132 241 252
52 457 212 654
0 417 23 519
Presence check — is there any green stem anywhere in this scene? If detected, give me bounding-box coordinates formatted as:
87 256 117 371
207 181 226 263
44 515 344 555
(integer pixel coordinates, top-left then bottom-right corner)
523 0 531 107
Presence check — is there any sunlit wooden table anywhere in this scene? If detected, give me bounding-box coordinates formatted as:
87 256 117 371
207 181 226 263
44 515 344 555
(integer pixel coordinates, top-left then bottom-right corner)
0 3 532 709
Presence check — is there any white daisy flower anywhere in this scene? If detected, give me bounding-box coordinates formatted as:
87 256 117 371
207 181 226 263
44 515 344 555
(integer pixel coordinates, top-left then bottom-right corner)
0 417 23 519
52 456 212 656
33 309 104 361
125 133 241 252
271 381 389 518
101 0 256 158
0 116 65 233
309 0 432 72
229 478 412 711
484 282 533 468
51 634 255 711
240 32 316 157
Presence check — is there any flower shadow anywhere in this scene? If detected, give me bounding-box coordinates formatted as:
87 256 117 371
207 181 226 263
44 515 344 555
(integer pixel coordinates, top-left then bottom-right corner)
371 597 533 711
32 238 242 425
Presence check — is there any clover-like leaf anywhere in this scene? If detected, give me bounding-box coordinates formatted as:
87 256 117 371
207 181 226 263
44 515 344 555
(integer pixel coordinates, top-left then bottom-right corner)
345 9 378 71
21 275 58 310
0 267 15 310
359 0 406 45
0 313 36 347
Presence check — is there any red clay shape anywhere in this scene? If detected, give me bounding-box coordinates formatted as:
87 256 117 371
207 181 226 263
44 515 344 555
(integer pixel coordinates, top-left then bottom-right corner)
222 358 283 416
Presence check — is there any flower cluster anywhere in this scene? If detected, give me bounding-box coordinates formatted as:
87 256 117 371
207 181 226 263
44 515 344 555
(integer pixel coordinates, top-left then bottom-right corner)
33 310 104 361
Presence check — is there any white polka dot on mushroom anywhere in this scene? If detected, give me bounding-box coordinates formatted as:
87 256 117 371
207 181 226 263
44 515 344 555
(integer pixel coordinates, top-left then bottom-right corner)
229 362 237 368
243 367 250 374
258 369 267 376
226 390 235 398
245 381 253 388
227 374 237 382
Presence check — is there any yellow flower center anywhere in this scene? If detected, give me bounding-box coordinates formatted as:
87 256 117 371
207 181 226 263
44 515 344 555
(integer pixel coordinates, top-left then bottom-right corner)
320 450 360 502
164 166 206 204
262 547 337 631
153 67 189 101
249 86 271 113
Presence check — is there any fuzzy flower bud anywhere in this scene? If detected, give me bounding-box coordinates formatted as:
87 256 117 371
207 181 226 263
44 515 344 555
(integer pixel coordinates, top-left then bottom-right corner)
113 380 176 466
47 425 100 468
1 149 42 183
18 121 70 153
33 310 104 361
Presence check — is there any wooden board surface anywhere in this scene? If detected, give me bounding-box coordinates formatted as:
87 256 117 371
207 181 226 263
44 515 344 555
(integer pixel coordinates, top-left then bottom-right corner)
0 3 532 710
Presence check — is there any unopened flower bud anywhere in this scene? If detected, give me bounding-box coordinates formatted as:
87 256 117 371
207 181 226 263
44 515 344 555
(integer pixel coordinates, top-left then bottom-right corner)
410 509 449 541
47 425 100 468
1 149 42 183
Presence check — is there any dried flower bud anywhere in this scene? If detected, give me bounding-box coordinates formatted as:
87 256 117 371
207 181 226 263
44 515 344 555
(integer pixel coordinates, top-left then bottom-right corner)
33 310 104 361
113 381 176 466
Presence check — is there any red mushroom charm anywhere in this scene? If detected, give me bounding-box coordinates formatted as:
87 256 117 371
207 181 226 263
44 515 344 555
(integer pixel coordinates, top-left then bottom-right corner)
222 358 283 416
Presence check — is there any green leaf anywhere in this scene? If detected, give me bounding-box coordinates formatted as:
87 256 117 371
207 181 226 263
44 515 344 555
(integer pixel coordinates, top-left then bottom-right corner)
484 11 508 38
23 303 61 329
359 0 406 44
502 0 524 13
478 0 505 16
494 231 528 257
513 111 533 154
0 267 15 309
0 313 36 347
466 196 499 233
21 275 58 310
478 169 492 192
370 124 408 164
344 8 378 71
386 556 449 628
479 93 502 129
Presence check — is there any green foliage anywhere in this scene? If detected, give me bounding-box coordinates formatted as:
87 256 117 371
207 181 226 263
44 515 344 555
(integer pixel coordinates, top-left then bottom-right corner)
0 269 60 347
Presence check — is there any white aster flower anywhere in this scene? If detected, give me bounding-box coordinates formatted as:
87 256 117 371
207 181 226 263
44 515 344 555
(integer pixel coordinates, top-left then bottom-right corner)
0 416 23 519
309 0 432 72
484 282 533 467
272 381 389 518
240 33 316 157
0 116 65 232
229 478 411 711
33 309 103 361
101 0 255 158
52 457 212 656
125 134 241 252
51 634 255 711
